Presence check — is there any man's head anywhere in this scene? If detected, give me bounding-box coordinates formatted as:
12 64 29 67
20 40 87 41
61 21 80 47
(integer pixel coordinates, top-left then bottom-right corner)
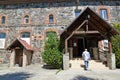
85 49 87 51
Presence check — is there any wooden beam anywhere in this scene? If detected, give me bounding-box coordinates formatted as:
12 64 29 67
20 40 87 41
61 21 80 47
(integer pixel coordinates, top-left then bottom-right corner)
67 13 87 33
90 17 106 32
89 20 107 38
65 20 87 53
74 31 99 34
107 31 112 54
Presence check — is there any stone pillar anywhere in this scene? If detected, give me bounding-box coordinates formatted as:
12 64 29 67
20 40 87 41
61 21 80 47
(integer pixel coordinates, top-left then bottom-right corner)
107 53 116 70
63 52 69 70
10 50 15 67
23 49 27 67
107 32 116 70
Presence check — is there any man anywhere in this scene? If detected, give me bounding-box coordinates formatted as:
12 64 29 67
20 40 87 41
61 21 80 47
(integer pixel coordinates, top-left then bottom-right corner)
82 49 90 70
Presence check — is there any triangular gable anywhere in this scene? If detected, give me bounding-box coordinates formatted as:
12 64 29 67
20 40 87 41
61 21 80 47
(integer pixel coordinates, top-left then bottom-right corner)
7 38 32 51
60 7 119 40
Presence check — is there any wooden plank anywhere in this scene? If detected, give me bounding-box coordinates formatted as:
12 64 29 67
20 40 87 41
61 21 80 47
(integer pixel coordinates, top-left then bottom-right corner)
65 20 86 53
89 20 107 38
74 31 99 34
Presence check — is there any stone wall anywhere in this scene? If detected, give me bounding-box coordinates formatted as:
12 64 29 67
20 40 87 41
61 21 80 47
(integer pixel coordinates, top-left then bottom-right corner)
0 1 119 65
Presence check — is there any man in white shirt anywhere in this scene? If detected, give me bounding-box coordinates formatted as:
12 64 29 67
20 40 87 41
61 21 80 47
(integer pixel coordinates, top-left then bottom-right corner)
82 49 90 70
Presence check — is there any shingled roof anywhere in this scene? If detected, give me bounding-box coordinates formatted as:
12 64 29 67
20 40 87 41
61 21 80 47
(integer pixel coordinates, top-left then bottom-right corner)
7 38 32 51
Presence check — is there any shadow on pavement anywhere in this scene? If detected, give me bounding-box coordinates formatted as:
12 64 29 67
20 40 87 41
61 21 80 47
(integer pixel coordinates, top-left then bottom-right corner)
72 75 98 80
0 72 32 80
42 65 57 69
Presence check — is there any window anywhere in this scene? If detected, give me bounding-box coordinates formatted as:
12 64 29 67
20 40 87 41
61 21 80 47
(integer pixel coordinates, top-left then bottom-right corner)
21 32 30 38
0 33 6 38
24 15 29 24
45 14 56 24
46 31 56 37
0 33 6 48
20 32 30 45
46 31 57 40
100 9 108 20
75 10 81 17
49 15 54 23
1 16 6 24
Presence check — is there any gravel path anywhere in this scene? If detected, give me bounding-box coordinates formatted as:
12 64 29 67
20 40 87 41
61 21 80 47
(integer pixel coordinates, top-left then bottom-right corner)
0 64 120 80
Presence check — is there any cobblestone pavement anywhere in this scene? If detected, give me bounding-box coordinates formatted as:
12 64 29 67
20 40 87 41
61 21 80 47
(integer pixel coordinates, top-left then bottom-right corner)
0 64 120 80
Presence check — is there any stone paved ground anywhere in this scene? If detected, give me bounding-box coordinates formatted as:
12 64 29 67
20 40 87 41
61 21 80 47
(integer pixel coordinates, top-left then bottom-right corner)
0 64 120 80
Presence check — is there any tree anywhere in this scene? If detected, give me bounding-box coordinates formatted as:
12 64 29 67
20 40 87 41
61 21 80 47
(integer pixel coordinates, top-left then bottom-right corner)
112 23 120 68
42 32 63 69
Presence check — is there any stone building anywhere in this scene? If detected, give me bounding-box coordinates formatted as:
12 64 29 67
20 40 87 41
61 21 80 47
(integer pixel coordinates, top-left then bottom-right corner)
0 0 119 68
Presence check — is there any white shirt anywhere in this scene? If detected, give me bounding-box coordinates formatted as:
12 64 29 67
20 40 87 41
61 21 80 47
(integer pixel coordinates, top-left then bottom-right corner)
82 51 90 61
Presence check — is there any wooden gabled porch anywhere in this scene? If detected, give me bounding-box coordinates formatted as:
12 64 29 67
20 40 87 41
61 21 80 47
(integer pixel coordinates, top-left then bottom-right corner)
7 39 33 67
60 7 119 70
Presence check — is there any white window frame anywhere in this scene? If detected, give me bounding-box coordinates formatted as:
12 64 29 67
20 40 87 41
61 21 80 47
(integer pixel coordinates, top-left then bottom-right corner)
20 32 30 45
0 33 6 48
100 9 108 20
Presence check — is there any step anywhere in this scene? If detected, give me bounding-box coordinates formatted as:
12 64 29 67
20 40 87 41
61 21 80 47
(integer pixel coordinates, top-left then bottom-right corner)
69 59 109 70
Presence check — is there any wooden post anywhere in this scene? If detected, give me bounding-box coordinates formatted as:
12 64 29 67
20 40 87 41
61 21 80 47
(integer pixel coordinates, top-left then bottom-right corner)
65 39 68 53
108 31 112 54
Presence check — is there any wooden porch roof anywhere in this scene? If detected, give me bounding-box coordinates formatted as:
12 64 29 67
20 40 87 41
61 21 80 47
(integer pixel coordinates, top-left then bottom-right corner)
60 7 119 40
7 39 33 51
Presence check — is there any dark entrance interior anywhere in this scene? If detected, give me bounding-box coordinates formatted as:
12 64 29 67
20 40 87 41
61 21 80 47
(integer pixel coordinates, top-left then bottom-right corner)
72 37 97 58
78 38 84 57
15 49 23 67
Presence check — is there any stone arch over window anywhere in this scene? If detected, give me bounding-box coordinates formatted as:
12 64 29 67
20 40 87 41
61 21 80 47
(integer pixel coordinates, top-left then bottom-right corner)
45 14 57 25
44 28 59 40
0 14 7 25
19 30 32 45
24 15 29 24
46 31 57 37
0 31 7 48
22 14 31 25
98 6 110 21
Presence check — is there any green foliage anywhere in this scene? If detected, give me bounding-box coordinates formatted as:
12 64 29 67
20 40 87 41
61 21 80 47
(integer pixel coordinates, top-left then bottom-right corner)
42 32 63 69
112 23 120 68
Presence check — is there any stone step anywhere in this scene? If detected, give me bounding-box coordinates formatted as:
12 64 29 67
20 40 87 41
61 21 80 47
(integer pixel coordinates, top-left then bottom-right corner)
69 59 109 70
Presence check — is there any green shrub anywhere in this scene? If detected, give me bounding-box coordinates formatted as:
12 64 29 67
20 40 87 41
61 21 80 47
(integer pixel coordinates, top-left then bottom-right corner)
112 23 120 68
42 32 63 69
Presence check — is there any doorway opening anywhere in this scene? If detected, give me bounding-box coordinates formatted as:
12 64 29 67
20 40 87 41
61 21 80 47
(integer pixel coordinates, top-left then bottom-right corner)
78 38 84 57
15 49 23 67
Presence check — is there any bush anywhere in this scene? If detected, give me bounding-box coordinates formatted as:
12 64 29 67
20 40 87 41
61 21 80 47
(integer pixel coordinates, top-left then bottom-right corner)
42 32 63 69
112 23 120 68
